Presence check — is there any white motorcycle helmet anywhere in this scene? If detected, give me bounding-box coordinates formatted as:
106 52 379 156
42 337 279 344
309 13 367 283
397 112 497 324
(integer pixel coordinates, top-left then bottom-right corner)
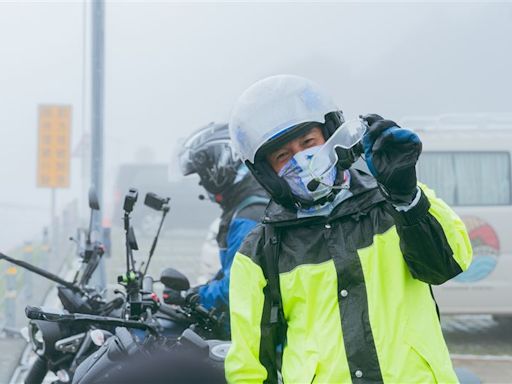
229 74 346 209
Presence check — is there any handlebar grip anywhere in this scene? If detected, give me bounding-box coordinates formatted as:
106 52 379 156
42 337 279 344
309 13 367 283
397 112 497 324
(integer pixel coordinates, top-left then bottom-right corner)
194 304 210 318
180 329 209 353
25 306 46 321
158 303 177 317
25 306 69 322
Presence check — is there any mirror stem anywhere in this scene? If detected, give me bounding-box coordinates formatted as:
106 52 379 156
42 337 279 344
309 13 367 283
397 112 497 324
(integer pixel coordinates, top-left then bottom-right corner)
142 207 169 276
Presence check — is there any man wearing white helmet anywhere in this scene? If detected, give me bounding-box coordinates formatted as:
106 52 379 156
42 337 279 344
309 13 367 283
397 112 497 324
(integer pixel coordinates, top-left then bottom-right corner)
225 75 472 383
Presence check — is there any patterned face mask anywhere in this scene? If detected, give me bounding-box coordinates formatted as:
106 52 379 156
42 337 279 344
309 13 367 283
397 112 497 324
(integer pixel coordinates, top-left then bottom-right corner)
278 145 337 203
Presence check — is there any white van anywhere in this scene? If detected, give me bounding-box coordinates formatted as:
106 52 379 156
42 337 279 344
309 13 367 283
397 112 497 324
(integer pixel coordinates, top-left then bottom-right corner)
401 114 512 317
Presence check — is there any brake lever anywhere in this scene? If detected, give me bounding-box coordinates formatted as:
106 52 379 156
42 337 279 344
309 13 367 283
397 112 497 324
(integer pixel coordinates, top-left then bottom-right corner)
25 306 160 336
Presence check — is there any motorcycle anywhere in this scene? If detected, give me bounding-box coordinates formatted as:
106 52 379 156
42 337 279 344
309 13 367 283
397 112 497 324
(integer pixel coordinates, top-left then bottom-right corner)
19 187 220 383
24 281 230 384
0 188 128 384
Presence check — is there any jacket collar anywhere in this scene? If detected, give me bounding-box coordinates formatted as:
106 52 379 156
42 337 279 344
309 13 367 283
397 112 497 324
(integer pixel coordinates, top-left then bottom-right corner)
219 172 267 213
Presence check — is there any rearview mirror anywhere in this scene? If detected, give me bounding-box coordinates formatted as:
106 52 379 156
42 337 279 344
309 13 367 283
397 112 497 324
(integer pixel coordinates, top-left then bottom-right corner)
88 188 100 210
160 268 190 291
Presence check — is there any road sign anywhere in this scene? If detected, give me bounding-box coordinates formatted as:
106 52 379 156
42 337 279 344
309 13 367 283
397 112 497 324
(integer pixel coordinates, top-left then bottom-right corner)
37 105 72 188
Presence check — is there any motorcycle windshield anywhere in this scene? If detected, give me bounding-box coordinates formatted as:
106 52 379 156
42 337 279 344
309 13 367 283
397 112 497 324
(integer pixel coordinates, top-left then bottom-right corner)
308 118 367 179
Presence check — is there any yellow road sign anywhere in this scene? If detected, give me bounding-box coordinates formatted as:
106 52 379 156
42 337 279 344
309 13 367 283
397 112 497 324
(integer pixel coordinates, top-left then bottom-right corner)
37 105 72 188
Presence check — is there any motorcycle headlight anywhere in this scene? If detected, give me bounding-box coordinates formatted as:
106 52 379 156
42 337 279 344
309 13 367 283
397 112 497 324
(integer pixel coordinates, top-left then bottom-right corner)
29 322 45 353
28 319 70 357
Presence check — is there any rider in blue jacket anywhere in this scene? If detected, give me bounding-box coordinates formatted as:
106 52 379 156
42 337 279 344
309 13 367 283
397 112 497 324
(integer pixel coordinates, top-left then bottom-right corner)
178 122 268 314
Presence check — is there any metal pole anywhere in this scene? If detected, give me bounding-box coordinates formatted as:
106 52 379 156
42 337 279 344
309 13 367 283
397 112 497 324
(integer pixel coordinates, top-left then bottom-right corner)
81 0 89 226
51 188 58 267
41 227 49 269
90 0 106 289
23 242 33 301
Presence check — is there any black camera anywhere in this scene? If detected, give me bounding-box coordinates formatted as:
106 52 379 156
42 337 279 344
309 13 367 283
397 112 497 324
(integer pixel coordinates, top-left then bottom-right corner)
123 188 138 213
144 192 170 212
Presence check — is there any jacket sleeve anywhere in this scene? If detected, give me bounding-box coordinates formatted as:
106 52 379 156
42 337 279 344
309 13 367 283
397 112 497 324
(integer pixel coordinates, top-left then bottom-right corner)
389 183 473 285
199 217 259 310
225 252 270 383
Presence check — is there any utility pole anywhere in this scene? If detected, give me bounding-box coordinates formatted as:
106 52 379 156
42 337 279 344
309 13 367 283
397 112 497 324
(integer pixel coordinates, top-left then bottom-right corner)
90 0 106 288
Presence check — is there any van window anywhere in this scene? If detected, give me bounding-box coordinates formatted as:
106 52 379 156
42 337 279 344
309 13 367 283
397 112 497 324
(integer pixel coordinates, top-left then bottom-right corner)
417 152 512 206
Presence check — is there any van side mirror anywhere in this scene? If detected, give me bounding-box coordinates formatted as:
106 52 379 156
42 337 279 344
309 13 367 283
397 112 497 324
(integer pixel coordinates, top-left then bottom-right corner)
160 268 190 291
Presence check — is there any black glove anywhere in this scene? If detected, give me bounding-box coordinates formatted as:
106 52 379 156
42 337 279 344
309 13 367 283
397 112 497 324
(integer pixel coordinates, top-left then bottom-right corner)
163 285 203 306
162 287 185 305
361 114 422 205
163 286 202 306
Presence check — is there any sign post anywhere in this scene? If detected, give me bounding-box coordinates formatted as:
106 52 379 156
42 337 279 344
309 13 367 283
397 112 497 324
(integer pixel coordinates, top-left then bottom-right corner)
90 0 106 289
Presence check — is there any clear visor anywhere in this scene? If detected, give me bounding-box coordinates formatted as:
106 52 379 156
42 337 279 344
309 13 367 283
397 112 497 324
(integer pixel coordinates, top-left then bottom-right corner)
308 118 367 179
178 147 195 176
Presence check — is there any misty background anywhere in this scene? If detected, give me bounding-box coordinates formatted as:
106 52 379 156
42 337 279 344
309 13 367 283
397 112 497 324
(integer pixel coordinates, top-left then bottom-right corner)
1 1 511 250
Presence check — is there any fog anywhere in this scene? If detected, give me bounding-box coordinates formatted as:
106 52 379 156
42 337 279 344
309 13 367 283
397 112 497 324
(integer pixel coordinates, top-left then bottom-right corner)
1 1 511 250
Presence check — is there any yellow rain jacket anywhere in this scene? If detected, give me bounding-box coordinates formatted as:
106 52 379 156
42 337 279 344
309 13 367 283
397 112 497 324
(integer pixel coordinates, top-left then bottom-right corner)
226 169 472 384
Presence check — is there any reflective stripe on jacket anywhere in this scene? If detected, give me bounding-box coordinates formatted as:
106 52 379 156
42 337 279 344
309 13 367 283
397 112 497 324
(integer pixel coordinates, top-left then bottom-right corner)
226 169 472 384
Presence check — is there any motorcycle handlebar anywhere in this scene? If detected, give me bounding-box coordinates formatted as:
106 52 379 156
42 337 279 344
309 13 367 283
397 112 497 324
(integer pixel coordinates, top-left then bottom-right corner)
25 306 64 321
193 304 211 319
25 306 159 336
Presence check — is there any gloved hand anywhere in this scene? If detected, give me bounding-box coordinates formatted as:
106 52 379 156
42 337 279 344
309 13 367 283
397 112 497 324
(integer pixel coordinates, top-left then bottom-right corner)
163 287 185 305
361 114 422 205
163 286 201 306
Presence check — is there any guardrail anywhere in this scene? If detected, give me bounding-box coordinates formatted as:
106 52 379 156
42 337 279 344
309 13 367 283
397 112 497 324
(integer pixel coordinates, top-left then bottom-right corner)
0 199 79 338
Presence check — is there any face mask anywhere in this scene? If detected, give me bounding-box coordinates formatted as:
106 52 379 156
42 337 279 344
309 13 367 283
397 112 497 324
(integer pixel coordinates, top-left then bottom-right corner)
278 146 337 203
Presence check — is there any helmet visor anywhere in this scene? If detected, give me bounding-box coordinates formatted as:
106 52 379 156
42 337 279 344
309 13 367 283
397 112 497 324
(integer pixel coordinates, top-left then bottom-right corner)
229 75 339 163
178 123 231 176
179 139 238 176
178 146 196 176
308 118 367 179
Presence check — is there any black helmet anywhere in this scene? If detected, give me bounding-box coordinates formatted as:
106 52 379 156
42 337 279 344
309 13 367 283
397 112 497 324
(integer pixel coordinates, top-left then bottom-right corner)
179 122 242 195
